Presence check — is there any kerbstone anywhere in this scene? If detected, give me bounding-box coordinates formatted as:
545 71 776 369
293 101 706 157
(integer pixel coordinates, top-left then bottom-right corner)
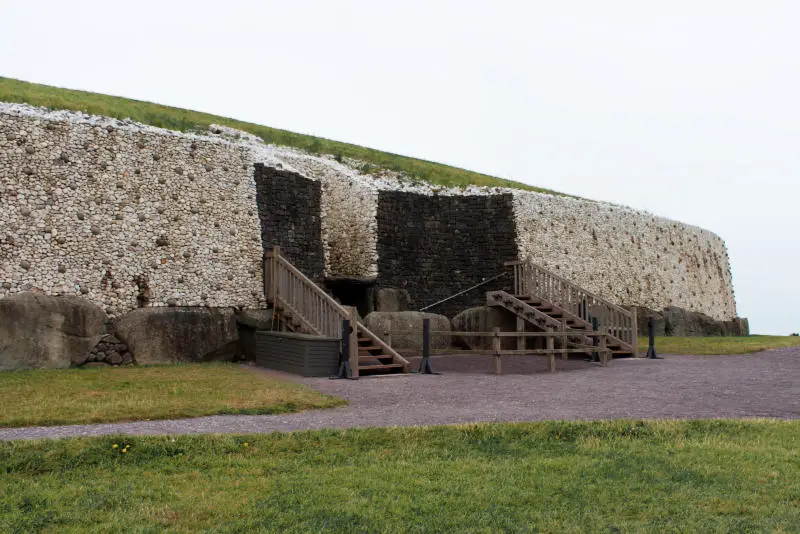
115 307 239 364
364 311 451 351
0 292 105 370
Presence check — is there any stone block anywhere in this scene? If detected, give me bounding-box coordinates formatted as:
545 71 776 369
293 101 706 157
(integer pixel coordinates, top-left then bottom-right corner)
374 288 412 312
364 311 450 350
0 293 105 370
451 306 521 350
116 307 239 364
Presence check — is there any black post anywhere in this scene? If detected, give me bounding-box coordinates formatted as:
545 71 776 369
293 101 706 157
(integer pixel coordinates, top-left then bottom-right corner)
646 318 660 359
418 318 434 374
591 316 600 362
336 319 353 379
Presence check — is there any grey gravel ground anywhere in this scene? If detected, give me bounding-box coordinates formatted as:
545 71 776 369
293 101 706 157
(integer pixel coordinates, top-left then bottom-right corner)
2 347 798 441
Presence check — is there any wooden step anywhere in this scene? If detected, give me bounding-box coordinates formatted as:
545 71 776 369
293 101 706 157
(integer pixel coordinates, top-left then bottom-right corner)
358 345 384 352
359 355 392 363
358 363 406 371
359 357 395 365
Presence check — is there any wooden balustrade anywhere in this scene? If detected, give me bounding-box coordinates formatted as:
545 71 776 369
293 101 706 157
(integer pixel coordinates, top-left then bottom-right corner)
506 260 637 351
264 247 347 338
264 247 410 374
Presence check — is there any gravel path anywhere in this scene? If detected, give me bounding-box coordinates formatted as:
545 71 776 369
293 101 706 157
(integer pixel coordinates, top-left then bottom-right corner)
2 347 799 441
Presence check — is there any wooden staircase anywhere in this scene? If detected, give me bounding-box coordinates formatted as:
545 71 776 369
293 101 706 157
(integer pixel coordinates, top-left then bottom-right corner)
490 260 638 357
264 247 410 377
486 291 594 347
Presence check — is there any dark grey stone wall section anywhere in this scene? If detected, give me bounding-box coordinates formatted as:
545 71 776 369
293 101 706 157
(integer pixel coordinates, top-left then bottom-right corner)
376 192 519 318
253 164 324 283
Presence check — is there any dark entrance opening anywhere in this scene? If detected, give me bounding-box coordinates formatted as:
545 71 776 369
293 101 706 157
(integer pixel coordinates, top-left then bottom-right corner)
325 277 376 318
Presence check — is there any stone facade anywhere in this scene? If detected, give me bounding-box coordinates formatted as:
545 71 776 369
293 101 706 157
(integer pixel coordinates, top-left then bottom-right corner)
0 102 740 329
376 191 518 317
0 104 265 318
260 148 380 278
254 164 324 282
512 191 737 321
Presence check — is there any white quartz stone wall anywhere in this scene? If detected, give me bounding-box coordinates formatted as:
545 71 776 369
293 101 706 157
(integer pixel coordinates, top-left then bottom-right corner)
0 102 738 321
252 146 739 321
0 104 265 318
511 191 737 321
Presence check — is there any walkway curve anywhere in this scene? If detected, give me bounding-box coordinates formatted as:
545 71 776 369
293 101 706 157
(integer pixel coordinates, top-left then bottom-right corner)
2 347 799 441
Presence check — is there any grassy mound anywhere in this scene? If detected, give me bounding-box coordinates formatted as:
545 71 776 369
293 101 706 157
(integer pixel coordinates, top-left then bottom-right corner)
0 76 561 194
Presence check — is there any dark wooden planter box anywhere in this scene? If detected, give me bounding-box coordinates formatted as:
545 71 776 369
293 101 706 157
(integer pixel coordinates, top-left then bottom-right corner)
254 331 341 377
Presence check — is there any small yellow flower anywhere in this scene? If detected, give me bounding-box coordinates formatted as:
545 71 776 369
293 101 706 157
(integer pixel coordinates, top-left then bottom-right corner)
243 442 249 448
122 449 127 454
112 444 118 449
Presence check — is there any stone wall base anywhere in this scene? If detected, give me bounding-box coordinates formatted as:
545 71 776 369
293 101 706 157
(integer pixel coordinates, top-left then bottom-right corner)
636 306 749 337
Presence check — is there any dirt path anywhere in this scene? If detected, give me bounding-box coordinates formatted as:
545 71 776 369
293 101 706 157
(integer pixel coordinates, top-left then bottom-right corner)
2 347 798 441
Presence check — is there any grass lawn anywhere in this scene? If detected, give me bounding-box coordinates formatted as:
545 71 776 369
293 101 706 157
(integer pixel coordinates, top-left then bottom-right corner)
0 76 562 194
0 363 344 428
1 420 798 532
638 335 800 355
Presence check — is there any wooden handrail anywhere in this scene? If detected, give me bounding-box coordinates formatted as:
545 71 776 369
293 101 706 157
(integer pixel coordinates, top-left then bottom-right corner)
264 247 410 371
518 260 631 315
265 249 350 317
509 259 636 349
264 247 349 338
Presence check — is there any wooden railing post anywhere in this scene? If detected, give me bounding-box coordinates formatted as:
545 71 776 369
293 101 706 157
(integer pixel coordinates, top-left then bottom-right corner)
493 327 502 375
385 317 392 348
561 320 568 360
600 332 609 365
271 245 280 304
517 316 525 352
546 327 556 372
630 306 640 358
348 306 359 379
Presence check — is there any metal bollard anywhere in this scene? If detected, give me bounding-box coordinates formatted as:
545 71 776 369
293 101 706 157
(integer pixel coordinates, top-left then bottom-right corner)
336 319 353 379
646 318 661 359
418 318 434 374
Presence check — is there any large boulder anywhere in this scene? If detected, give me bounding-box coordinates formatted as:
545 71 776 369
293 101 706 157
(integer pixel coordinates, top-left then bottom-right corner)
637 306 750 337
234 309 274 362
363 311 450 350
235 309 273 330
116 307 239 364
374 288 413 312
0 293 105 370
636 308 667 337
451 306 523 350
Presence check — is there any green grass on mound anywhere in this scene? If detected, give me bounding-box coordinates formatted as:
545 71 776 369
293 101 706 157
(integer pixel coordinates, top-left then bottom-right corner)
0 363 344 427
0 76 561 194
638 335 800 355
1 420 799 532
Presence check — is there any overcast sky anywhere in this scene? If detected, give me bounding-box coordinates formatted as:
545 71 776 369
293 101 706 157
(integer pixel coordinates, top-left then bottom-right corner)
2 1 797 334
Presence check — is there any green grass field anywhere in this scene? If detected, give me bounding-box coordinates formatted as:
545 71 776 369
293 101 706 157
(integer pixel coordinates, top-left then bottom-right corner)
638 335 800 355
1 420 798 532
0 76 562 194
0 364 344 428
